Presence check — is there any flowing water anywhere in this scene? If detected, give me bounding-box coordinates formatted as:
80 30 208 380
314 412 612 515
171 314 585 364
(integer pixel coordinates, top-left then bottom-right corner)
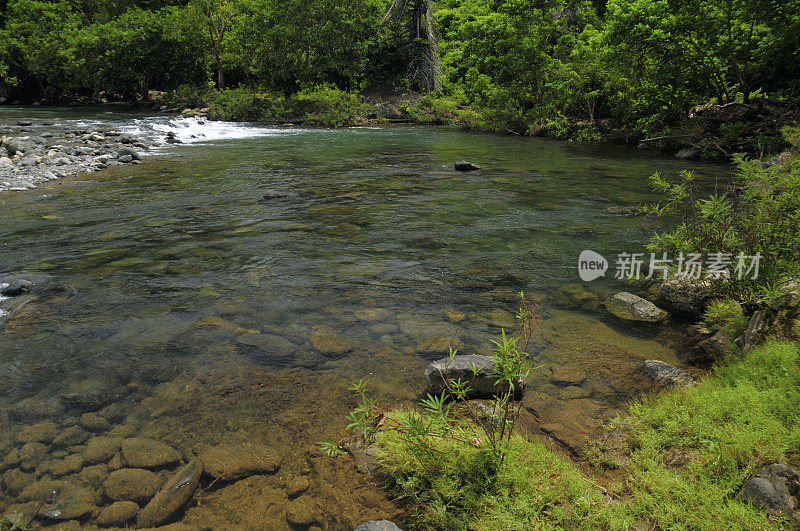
0 107 731 528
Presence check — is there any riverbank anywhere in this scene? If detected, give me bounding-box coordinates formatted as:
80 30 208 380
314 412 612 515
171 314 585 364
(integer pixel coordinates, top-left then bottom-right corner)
0 123 148 194
371 340 800 529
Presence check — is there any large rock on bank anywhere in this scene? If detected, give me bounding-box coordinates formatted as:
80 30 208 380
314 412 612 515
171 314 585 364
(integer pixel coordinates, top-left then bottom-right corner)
425 354 524 398
641 360 694 388
736 463 800 523
739 291 800 350
652 277 711 316
604 292 668 323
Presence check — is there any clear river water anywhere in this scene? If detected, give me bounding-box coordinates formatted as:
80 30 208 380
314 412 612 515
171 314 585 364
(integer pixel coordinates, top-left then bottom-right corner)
0 107 731 528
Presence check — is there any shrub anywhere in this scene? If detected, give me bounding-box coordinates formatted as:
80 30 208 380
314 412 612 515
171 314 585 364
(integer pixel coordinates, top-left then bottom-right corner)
700 298 748 338
289 85 372 127
642 154 800 311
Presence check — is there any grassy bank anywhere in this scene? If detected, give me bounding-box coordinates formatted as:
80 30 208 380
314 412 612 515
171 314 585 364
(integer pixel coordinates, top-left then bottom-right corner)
374 341 800 529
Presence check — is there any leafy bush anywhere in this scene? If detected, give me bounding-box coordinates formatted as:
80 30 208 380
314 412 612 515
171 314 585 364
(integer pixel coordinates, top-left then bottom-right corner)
700 298 748 338
643 154 800 310
207 87 275 121
290 85 372 127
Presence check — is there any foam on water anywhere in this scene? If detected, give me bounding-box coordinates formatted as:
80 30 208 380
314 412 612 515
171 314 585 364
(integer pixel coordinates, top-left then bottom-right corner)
121 116 310 147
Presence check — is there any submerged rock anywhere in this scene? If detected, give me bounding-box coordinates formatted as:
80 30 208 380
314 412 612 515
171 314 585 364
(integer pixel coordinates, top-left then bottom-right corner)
52 425 90 447
604 292 668 323
16 421 58 444
97 501 139 527
198 442 280 481
641 360 693 388
103 468 161 503
425 354 525 398
121 438 181 469
454 160 481 171
417 336 465 356
285 494 321 527
137 459 203 528
310 325 353 355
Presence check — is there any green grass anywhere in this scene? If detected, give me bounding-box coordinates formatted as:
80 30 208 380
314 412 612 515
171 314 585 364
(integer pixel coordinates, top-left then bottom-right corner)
375 341 800 529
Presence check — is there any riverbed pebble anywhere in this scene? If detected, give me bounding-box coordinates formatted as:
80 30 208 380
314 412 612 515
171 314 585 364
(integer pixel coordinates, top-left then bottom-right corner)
0 124 150 194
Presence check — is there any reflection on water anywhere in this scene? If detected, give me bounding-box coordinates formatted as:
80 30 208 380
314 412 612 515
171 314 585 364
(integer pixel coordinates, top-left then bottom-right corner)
0 109 730 527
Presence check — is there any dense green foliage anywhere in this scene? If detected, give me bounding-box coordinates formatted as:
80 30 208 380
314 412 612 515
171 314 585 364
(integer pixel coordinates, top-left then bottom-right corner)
376 341 800 529
2 0 799 137
643 151 800 310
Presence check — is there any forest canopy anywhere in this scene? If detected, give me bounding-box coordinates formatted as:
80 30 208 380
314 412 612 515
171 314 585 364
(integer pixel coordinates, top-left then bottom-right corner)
1 0 799 136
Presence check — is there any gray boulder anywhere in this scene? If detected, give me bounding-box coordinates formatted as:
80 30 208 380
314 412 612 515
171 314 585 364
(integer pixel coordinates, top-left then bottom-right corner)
355 520 404 531
425 354 524 398
653 277 711 316
116 146 141 161
604 292 668 323
739 291 800 350
1 279 33 297
3 138 34 155
736 463 800 520
642 360 694 388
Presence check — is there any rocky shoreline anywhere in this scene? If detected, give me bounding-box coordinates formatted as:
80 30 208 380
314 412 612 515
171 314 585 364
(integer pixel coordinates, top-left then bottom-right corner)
0 121 148 194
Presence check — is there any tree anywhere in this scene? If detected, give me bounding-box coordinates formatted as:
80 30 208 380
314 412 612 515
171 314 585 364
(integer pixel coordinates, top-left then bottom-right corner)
382 0 441 92
194 0 240 89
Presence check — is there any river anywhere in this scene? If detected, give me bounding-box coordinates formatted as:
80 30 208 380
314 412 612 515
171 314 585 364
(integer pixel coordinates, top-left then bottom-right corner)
0 107 731 528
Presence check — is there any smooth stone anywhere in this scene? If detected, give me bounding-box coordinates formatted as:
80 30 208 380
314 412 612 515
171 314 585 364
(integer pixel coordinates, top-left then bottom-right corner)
83 436 124 465
104 468 161 503
117 154 133 163
486 309 517 329
137 459 203 528
549 365 588 386
642 360 694 388
652 277 711 316
736 463 800 517
37 454 84 477
354 308 389 321
116 146 141 160
445 309 466 323
9 397 65 421
96 501 139 527
310 325 353 355
2 468 35 495
79 463 110 488
17 421 59 444
285 494 321 526
18 442 47 471
121 438 181 469
198 442 280 481
80 412 111 432
1 279 34 297
604 292 668 323
20 479 97 520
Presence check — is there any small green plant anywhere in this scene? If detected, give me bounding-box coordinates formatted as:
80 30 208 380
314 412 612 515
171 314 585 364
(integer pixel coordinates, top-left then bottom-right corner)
317 439 345 457
345 378 382 445
700 298 747 338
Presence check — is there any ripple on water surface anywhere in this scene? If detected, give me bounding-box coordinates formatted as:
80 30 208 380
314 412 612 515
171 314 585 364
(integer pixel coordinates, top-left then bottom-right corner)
0 108 730 527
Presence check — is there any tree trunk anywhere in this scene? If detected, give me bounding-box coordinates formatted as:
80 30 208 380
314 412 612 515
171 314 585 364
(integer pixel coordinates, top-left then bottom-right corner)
216 52 224 90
